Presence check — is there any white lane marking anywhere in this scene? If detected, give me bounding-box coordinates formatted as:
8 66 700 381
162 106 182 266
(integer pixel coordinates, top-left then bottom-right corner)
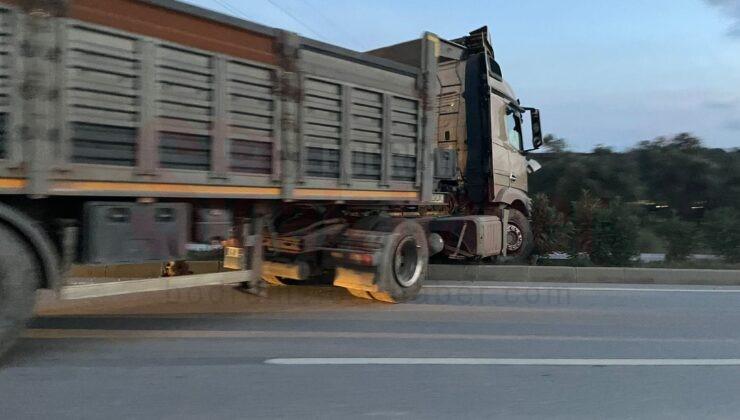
26 329 740 344
425 285 740 293
265 358 740 366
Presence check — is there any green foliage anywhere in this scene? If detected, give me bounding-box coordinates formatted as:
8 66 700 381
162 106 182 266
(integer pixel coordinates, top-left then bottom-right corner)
636 226 666 253
541 134 569 153
632 133 719 218
655 216 697 262
565 191 640 266
702 208 740 263
530 145 642 212
635 212 667 253
529 133 740 265
570 190 601 255
530 193 573 256
531 133 740 217
590 198 640 266
706 149 740 211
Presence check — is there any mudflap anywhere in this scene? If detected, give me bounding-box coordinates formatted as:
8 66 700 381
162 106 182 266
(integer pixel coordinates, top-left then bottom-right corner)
333 266 383 298
331 227 392 301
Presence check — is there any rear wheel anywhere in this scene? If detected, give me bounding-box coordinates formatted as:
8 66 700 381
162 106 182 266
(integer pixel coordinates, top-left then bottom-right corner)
339 219 428 303
0 225 40 359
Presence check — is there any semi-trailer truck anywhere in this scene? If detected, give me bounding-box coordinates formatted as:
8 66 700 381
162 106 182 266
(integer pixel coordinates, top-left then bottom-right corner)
0 0 543 356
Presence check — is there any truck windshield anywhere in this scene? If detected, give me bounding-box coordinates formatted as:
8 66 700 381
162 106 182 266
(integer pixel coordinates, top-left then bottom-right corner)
505 108 523 150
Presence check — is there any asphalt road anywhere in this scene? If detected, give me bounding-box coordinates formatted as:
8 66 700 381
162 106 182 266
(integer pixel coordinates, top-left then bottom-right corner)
3 281 740 419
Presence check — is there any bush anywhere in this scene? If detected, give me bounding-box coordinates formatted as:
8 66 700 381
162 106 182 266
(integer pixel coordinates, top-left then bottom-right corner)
590 198 640 266
570 190 601 255
655 216 697 262
530 193 573 257
702 208 740 263
636 227 666 253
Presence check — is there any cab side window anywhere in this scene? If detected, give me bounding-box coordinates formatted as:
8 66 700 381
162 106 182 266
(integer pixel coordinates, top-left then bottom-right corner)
505 108 523 150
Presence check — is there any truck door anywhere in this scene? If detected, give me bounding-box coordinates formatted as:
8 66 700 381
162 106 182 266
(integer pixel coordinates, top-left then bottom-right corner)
503 105 528 192
490 96 512 190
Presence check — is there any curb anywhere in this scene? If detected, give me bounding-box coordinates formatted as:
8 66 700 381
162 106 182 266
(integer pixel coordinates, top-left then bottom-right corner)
427 265 740 286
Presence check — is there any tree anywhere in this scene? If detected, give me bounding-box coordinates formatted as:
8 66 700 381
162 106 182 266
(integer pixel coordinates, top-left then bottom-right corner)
702 208 740 263
592 145 614 154
704 149 740 211
570 190 601 256
531 142 641 211
530 193 573 257
655 215 697 262
542 134 569 153
590 198 640 266
631 133 718 218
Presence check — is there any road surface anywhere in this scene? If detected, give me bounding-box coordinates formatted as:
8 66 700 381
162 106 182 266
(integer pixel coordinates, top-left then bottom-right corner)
2 281 740 419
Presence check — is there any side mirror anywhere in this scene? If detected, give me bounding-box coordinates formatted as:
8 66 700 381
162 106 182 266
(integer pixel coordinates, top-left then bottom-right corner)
523 107 543 150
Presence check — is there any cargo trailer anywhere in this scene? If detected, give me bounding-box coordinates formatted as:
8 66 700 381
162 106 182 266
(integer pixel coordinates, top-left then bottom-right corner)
0 0 543 356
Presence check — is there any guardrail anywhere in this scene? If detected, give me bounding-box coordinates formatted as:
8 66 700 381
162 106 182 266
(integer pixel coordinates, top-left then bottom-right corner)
427 265 740 286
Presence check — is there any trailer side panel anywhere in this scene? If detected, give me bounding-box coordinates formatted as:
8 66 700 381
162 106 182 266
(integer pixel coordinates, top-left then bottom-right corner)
0 0 431 202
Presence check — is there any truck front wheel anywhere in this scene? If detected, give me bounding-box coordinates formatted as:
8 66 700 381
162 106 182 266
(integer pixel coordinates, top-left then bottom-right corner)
502 209 534 262
0 224 40 359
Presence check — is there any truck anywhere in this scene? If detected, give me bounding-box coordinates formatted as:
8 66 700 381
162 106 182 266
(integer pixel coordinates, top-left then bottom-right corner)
0 0 543 356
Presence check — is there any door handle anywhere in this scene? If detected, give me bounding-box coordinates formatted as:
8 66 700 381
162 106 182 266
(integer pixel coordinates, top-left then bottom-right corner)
509 174 517 182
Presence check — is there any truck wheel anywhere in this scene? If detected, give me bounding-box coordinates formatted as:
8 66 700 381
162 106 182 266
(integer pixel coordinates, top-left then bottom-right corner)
370 220 428 303
0 225 40 358
502 209 534 262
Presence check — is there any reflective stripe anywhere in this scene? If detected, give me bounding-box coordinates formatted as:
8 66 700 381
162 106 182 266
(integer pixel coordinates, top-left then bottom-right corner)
50 181 281 196
0 178 26 189
49 180 418 200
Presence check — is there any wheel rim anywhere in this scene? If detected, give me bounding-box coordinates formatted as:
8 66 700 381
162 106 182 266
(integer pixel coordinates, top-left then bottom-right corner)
393 236 423 287
507 223 524 252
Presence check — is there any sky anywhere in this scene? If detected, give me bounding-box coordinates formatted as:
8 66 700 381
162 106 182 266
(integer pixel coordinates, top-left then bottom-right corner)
185 0 740 151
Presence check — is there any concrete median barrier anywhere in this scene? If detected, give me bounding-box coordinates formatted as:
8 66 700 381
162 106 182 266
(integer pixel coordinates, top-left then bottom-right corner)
428 265 740 286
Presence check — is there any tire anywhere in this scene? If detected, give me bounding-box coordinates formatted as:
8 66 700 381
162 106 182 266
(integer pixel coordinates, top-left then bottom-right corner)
371 219 428 303
501 208 534 263
0 224 40 359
